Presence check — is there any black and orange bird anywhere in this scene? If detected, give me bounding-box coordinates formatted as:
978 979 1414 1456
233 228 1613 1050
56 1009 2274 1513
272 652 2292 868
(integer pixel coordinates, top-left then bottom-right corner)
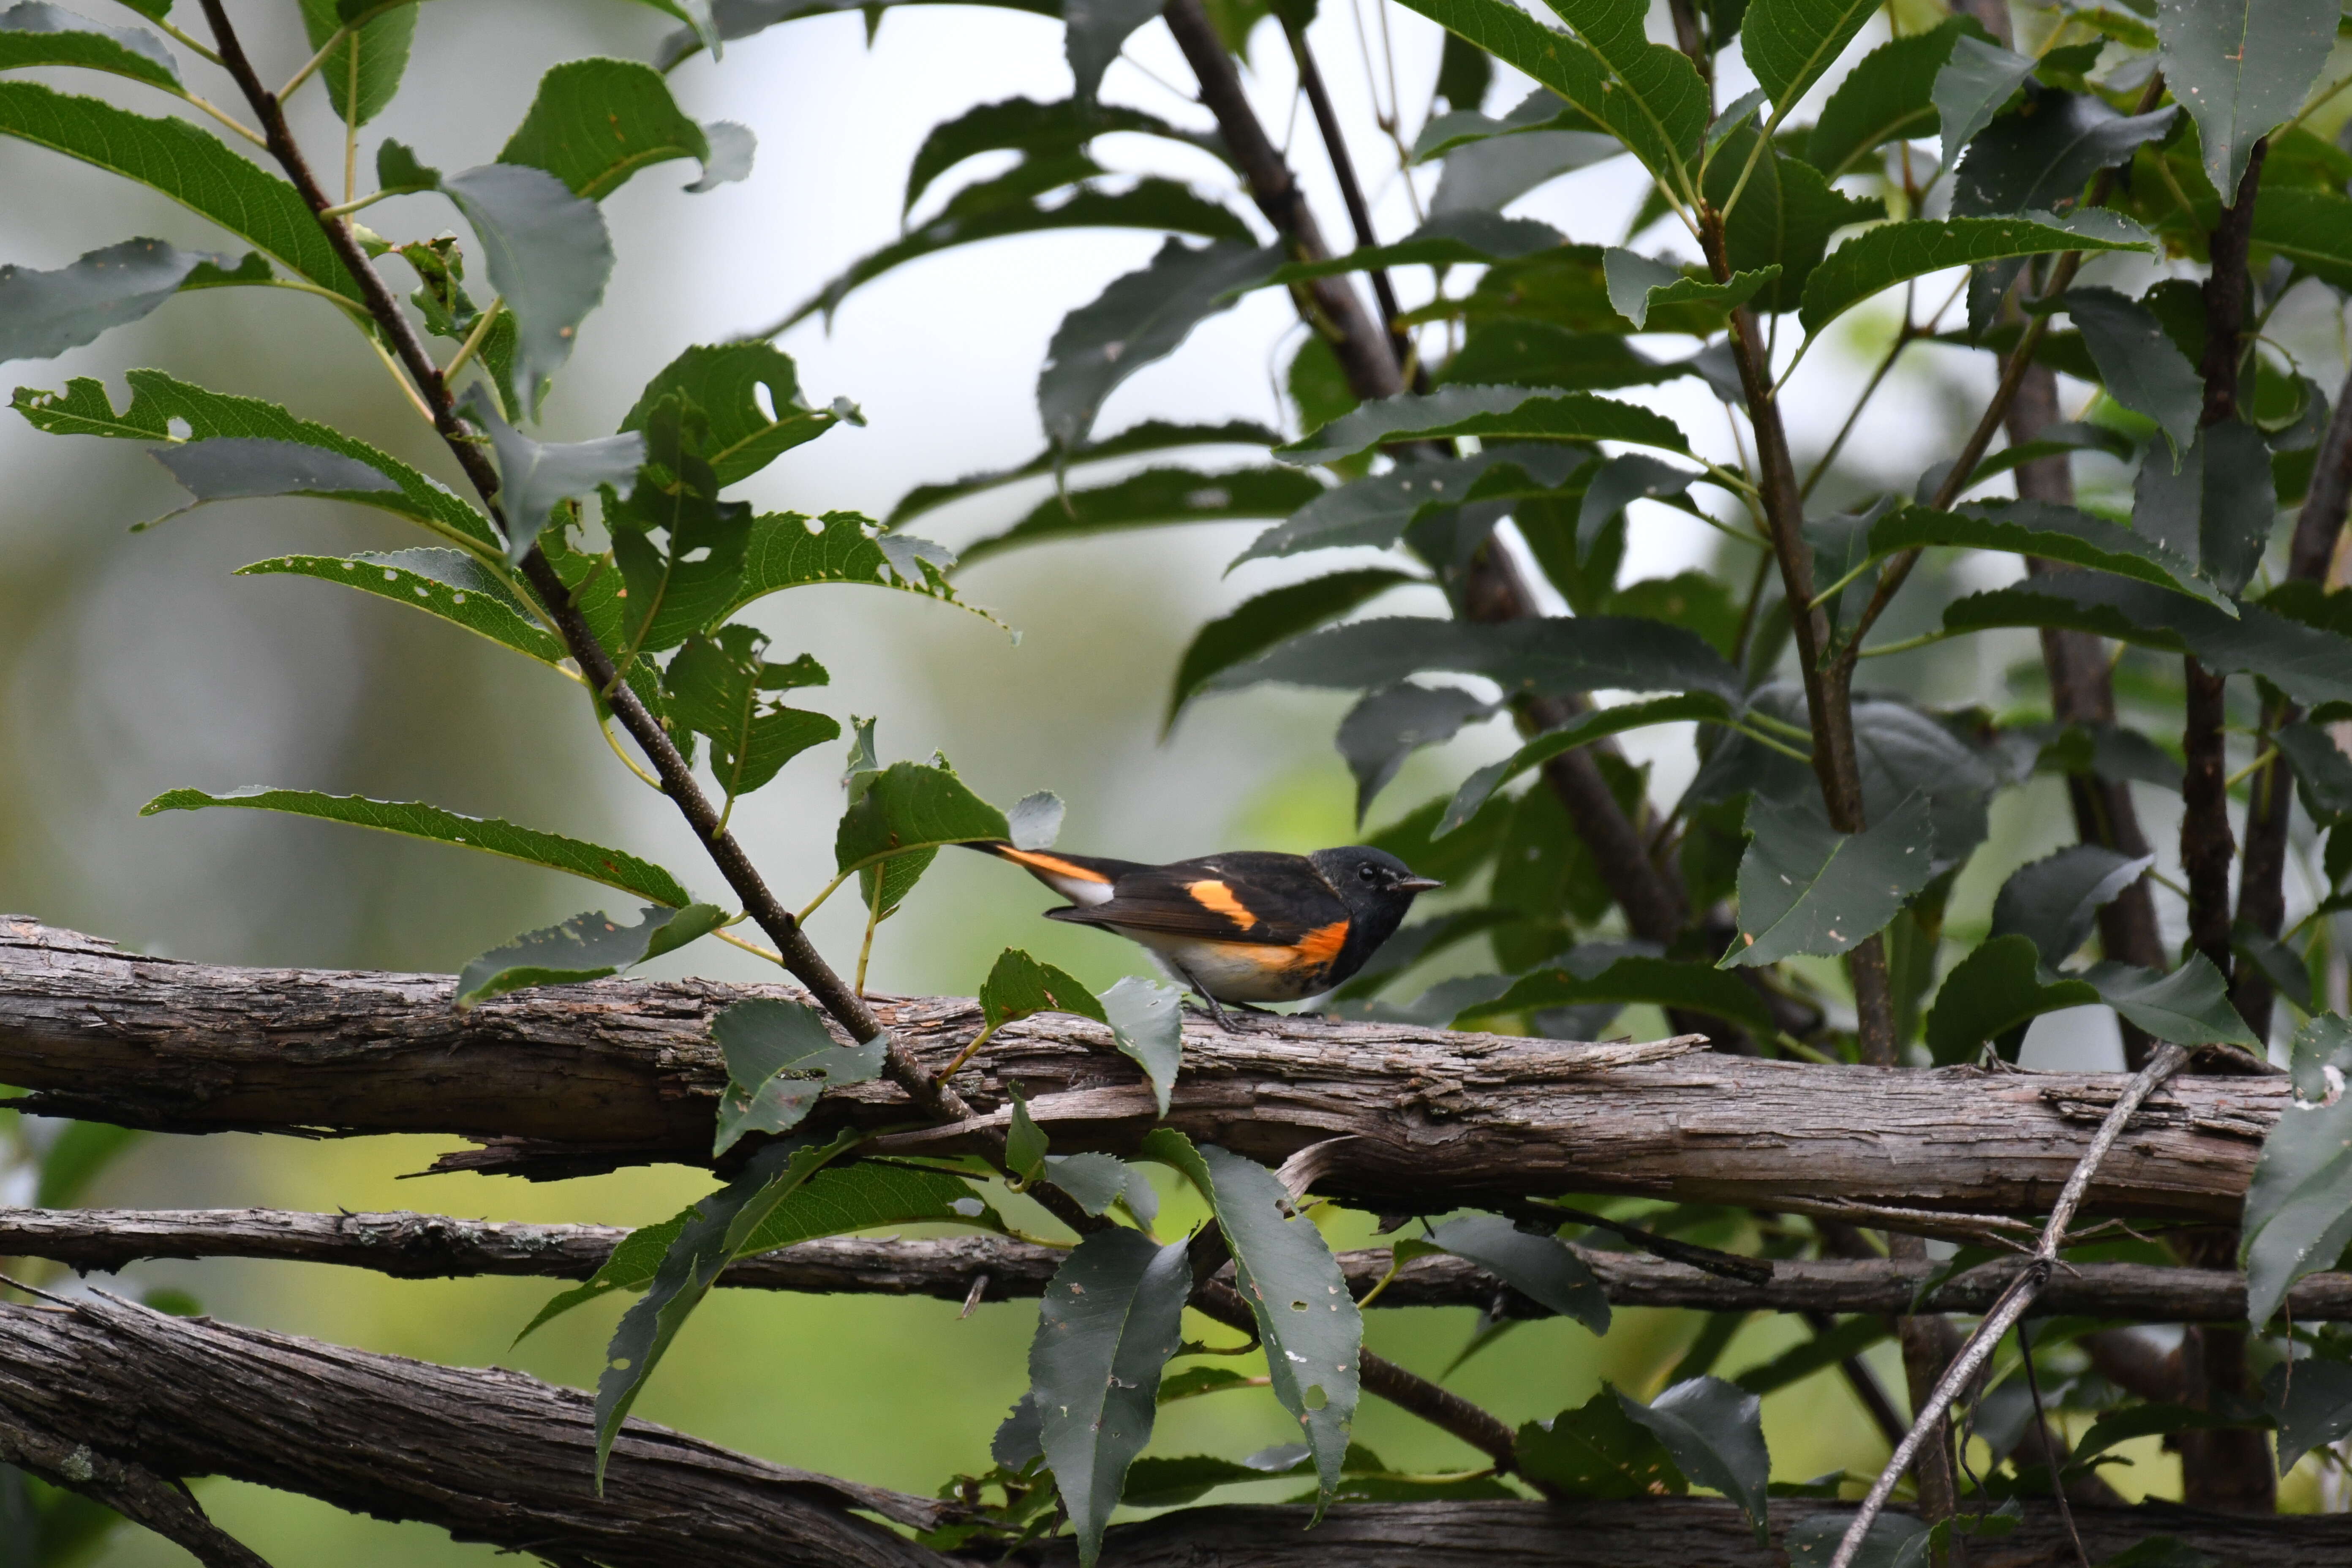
962 841 1441 1029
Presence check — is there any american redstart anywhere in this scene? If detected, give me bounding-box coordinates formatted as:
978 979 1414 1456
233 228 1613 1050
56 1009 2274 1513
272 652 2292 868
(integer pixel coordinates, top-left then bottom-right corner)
962 841 1440 1029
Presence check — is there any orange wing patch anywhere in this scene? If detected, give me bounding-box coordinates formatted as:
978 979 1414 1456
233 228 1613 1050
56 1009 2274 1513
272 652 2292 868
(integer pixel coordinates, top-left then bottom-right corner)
1297 920 1350 968
999 848 1112 884
1184 880 1258 930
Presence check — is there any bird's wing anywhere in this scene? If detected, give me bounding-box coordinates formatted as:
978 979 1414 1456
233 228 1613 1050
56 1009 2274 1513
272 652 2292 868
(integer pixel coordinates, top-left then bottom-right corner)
1045 856 1343 945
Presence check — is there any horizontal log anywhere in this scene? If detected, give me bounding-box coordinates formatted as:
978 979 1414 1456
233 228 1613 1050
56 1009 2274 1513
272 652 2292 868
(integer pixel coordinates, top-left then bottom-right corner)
9 1206 2351 1322
0 919 2289 1220
1078 1500 2352 1567
0 1289 942 1568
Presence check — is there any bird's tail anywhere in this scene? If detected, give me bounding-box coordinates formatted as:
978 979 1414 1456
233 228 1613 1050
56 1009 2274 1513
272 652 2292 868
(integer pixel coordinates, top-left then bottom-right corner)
959 841 1135 907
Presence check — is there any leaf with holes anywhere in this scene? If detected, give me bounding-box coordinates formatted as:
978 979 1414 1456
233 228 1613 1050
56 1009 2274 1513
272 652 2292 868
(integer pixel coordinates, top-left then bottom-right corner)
455 904 725 1010
239 550 566 666
1275 386 1688 466
141 787 693 907
1027 1228 1192 1565
836 759 1010 879
1165 570 1420 729
1141 1130 1361 1506
622 342 844 487
498 57 750 199
720 510 996 627
709 997 885 1156
1424 1214 1607 1333
663 624 838 801
1723 792 1937 968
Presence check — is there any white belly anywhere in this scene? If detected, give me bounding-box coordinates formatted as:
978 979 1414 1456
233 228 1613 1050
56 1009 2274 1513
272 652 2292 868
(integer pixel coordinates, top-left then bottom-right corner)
1124 931 1328 1003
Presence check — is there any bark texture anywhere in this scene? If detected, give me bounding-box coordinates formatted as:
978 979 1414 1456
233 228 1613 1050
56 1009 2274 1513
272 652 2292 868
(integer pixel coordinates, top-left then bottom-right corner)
0 920 2285 1217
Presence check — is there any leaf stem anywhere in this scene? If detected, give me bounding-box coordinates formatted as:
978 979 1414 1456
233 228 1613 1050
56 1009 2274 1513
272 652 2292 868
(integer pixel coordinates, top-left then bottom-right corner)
440 299 503 381
936 1022 1001 1085
2223 746 2278 792
596 713 663 790
169 87 266 148
853 874 883 996
710 924 784 966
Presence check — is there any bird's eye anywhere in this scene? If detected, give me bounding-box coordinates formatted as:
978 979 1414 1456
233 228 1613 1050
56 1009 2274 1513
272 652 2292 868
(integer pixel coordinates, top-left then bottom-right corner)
1359 865 1377 883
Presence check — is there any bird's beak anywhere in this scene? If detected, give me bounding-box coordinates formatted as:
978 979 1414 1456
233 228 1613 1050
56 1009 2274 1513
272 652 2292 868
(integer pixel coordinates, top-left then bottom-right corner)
1397 876 1444 893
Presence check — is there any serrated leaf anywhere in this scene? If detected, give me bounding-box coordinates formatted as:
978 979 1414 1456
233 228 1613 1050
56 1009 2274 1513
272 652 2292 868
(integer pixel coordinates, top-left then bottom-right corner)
1515 1389 1686 1497
436 163 612 411
981 947 1109 1032
1166 569 1418 729
1141 1130 1361 1505
1932 33 2036 170
1039 238 1281 452
1808 17 1976 179
1236 446 1579 566
2156 0 2336 195
836 758 1010 878
2050 287 2202 459
2251 186 2352 292
2080 954 2261 1046
957 466 1323 567
1437 693 1727 836
1990 844 2155 967
2267 1355 2352 1473
0 236 251 361
1440 319 1691 393
1703 133 1882 314
1007 1086 1050 1182
888 419 1280 529
1458 950 1778 1040
664 624 838 801
455 903 724 1010
1870 500 2227 609
1430 122 1622 214
593 1131 852 1486
710 996 885 1156
1952 94 2178 219
1799 210 2153 336
1211 613 1747 704
907 95 1217 211
1155 1366 1257 1405
1922 933 2101 1065
1602 248 1777 329
621 342 841 489
1740 0 1877 114
296 0 413 128
1040 1152 1153 1218
2277 721 2352 821
1102 975 1183 1116
499 57 747 199
0 3 178 87
0 82 359 300
1029 1228 1192 1565
456 383 642 562
138 433 397 530
1723 792 1937 967
1424 1213 1608 1333
2131 418 2275 597
1274 385 1688 465
2244 1016 2352 1324
141 787 694 906
719 509 995 627
239 549 564 664
1620 1377 1769 1541
1337 683 1497 824
1257 211 1567 288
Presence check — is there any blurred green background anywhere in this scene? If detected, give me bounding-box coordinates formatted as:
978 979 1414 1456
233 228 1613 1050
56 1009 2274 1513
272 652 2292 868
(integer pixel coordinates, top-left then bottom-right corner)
4 1 2344 1559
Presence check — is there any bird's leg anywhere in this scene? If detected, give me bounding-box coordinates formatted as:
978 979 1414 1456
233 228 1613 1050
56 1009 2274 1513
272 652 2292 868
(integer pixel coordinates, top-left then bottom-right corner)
1171 964 1248 1033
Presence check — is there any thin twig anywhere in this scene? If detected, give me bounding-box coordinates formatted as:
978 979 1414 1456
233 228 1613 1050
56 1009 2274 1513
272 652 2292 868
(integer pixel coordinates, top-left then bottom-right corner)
2019 1321 2091 1568
1826 1043 2189 1568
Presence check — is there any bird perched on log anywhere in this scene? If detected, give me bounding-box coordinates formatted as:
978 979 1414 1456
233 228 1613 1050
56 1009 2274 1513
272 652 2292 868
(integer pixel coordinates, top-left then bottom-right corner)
961 841 1440 1029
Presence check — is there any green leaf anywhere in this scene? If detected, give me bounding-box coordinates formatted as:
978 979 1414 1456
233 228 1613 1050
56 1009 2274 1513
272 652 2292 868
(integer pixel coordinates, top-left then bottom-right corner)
1952 95 2180 220
604 397 752 656
0 238 270 361
1103 975 1184 1115
1338 684 1497 823
2239 1020 2352 1326
2131 419 2276 597
1740 0 1877 114
455 904 725 1010
1165 569 1419 729
1786 1511 1931 1568
239 549 564 665
0 82 359 300
888 419 1279 529
1156 1366 1258 1405
2049 287 2203 459
14 370 499 551
1437 693 1725 836
721 509 996 628
498 57 749 199
1459 950 1778 1040
981 948 1109 1032
663 624 838 801
1274 385 1688 466
1041 1152 1157 1218
2251 186 2352 292
593 1132 852 1486
906 95 1219 211
2071 1401 2254 1469
1391 0 1704 194
1040 239 1281 451
1619 1377 1770 1541
784 174 1250 330
2267 1355 2352 1473
1236 446 1578 566
1922 933 2101 1065
2156 0 2336 195
0 3 177 87
141 787 694 906
1722 792 1937 967
1257 211 1567 288
1807 16 1976 179
836 758 1010 879
622 343 843 489
1424 1213 1608 1332
456 384 644 563
2079 954 2262 1046
1799 210 2153 336
1932 33 2036 170
1701 130 1880 314
1028 1229 1192 1565
137 434 408 532
1515 1389 1687 1497
1869 501 2227 609
1439 319 1693 393
1990 844 2155 967
1141 1130 1361 1504
1211 614 1747 705
296 0 413 128
1603 248 1777 329
957 466 1324 567
435 163 612 411
2277 721 2352 820
710 997 885 1157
